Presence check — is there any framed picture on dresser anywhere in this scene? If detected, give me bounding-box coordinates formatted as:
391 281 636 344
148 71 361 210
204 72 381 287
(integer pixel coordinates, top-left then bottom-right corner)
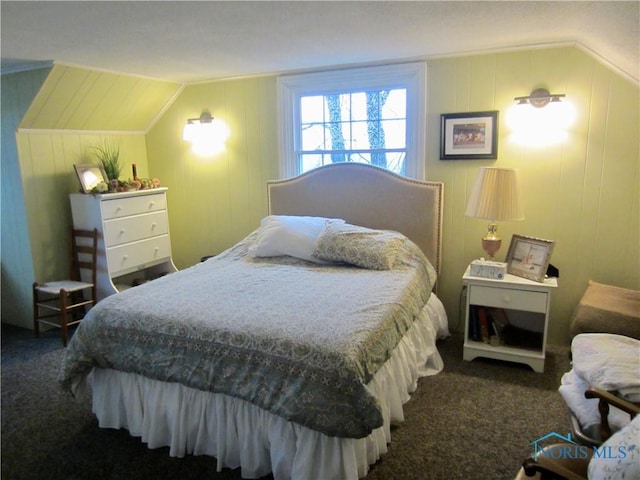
74 164 108 193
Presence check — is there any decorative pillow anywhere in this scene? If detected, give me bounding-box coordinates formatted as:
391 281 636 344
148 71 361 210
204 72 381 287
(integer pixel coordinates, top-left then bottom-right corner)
313 222 406 270
248 215 344 263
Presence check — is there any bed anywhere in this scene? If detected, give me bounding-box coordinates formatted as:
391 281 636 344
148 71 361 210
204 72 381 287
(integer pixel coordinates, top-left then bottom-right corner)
62 163 448 480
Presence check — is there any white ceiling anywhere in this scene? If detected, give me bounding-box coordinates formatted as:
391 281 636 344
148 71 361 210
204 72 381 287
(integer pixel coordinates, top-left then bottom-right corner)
1 1 638 84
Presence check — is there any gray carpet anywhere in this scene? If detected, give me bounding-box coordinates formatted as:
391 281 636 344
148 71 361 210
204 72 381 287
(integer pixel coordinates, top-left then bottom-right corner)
1 323 572 480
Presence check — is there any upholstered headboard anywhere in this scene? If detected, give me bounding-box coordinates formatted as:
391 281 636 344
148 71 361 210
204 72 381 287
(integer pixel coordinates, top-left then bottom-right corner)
267 163 444 275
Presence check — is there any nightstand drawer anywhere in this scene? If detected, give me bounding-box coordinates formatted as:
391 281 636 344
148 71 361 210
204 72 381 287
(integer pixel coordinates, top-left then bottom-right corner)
469 285 548 313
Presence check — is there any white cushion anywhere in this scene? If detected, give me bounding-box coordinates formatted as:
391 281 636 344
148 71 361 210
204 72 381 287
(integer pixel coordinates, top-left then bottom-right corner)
248 215 344 263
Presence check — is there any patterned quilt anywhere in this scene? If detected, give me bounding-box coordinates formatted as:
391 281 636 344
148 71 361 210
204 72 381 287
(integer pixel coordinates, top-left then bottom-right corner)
61 232 436 438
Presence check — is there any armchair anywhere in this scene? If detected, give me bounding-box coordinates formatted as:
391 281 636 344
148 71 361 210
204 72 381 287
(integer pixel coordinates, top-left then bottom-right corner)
517 388 640 480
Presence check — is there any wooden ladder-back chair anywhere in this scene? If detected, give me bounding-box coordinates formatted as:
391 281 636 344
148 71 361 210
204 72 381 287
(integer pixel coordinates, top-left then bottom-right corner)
33 228 98 346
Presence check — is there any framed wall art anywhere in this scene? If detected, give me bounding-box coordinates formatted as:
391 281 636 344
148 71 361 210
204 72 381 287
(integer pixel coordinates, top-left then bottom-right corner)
74 163 108 193
440 111 498 160
505 234 555 283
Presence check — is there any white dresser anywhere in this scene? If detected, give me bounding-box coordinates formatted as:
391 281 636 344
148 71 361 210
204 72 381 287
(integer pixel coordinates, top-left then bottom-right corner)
70 187 177 301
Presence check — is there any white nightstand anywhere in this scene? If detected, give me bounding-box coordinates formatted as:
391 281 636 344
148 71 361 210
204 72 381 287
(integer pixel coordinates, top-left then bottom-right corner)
462 266 557 373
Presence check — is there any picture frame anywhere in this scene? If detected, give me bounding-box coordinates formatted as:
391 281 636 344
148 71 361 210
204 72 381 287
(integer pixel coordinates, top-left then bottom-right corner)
74 163 108 193
505 234 555 283
440 111 499 160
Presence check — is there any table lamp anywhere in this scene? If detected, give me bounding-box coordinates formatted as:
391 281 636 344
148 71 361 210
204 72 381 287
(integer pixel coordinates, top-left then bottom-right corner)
465 167 524 259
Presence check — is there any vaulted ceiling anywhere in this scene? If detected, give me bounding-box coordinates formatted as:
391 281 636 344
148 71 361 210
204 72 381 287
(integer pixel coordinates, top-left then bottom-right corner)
2 1 638 84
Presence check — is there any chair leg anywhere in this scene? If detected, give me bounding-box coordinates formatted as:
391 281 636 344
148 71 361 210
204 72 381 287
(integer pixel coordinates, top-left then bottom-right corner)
32 282 40 339
60 290 68 347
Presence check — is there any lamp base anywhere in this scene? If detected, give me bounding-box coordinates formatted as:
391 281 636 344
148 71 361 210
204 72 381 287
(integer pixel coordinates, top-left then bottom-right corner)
481 223 501 259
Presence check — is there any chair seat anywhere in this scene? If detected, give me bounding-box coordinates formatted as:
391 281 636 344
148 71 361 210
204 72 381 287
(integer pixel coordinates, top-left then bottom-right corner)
36 280 94 295
33 228 98 346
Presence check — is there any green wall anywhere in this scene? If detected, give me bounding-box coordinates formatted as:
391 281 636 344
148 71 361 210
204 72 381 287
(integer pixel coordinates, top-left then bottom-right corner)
426 47 639 343
145 77 279 267
4 46 639 345
1 65 180 329
147 46 638 345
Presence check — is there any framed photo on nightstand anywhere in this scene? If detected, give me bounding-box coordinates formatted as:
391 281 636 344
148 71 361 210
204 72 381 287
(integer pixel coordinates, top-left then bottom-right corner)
505 234 555 283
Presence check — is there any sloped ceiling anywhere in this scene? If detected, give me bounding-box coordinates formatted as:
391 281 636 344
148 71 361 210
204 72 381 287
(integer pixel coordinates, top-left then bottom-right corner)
1 1 638 84
19 64 180 131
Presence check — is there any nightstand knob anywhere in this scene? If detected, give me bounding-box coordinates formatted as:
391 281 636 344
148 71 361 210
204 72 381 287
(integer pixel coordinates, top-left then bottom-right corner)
502 294 511 304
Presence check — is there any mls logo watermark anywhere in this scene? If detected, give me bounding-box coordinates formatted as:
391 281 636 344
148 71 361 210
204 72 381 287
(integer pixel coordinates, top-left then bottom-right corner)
530 432 629 461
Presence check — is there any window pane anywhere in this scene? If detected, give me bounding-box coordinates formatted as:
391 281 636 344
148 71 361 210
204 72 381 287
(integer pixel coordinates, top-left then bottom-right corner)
298 153 405 176
298 87 407 174
301 123 327 150
300 96 326 123
300 154 325 172
383 89 406 119
350 92 367 121
382 120 406 149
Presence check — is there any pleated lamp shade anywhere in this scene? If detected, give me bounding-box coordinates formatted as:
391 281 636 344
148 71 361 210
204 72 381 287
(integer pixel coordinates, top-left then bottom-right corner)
465 167 524 221
466 167 524 259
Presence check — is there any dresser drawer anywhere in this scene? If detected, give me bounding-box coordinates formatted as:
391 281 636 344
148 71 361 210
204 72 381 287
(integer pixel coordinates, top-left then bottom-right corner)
103 212 168 247
107 235 172 276
101 193 166 219
469 285 548 313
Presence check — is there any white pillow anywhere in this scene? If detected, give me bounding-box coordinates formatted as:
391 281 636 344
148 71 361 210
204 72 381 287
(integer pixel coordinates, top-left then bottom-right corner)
248 215 344 263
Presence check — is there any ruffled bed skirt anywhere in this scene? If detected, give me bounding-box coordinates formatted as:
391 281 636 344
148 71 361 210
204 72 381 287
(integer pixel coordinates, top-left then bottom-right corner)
90 295 448 480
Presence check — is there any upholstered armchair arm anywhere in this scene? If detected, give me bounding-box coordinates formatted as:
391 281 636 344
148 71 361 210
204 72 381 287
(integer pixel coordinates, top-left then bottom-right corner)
584 387 640 441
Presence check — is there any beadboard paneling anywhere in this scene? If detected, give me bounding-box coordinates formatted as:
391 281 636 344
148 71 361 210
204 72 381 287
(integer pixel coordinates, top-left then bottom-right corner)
17 132 149 284
5 46 638 345
20 64 181 132
427 46 639 344
145 76 279 268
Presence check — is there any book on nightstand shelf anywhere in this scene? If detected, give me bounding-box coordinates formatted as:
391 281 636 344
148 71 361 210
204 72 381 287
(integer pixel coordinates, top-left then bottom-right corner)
469 306 512 345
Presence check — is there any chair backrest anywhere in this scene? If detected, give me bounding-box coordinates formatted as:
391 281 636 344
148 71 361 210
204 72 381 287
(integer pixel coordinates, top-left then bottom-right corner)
70 228 98 286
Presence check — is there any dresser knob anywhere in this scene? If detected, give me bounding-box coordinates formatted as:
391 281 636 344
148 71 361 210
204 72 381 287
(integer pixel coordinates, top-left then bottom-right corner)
151 223 157 230
502 295 511 304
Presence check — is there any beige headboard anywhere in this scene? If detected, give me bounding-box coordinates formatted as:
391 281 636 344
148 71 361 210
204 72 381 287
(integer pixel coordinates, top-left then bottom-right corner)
267 163 444 275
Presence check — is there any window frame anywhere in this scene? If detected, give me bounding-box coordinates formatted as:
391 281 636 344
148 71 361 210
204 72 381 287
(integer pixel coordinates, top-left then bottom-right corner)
277 62 427 179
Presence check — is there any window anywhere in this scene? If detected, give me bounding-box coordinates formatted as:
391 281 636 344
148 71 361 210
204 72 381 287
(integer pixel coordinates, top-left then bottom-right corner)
277 62 426 179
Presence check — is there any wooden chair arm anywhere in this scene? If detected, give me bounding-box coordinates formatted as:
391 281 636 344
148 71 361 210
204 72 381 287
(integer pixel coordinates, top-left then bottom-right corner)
522 444 590 480
584 387 640 441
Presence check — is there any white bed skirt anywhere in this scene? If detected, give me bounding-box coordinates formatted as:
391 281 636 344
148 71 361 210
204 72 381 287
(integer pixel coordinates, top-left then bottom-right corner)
90 295 449 480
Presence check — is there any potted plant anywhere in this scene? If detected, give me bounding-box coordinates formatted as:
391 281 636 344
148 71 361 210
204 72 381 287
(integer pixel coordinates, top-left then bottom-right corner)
91 142 121 181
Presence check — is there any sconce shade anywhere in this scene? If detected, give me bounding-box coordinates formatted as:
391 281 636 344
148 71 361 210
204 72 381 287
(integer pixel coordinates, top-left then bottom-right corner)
182 111 229 155
466 167 524 221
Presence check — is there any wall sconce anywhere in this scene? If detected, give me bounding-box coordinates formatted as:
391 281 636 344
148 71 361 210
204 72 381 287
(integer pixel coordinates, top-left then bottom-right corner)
507 87 575 147
466 167 524 259
183 111 229 155
514 88 565 108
